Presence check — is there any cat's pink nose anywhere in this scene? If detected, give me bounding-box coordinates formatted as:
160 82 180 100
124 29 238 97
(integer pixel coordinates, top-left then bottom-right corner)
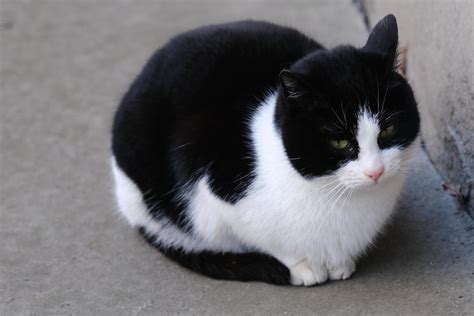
364 166 385 182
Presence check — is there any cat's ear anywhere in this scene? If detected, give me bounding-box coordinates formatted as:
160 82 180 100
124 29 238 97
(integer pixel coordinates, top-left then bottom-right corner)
363 14 398 64
279 70 311 103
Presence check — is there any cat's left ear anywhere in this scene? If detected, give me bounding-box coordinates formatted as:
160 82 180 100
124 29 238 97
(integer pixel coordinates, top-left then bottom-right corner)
279 70 311 103
363 14 398 66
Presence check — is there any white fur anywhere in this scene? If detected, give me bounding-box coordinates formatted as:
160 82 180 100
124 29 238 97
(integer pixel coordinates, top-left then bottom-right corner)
111 157 153 227
111 93 420 286
356 109 384 175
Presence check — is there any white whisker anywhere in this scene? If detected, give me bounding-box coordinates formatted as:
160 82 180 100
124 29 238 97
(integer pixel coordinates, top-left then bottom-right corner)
380 80 390 117
169 142 192 152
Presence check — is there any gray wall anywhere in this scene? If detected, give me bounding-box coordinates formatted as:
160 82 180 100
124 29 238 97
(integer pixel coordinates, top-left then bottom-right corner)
362 0 473 215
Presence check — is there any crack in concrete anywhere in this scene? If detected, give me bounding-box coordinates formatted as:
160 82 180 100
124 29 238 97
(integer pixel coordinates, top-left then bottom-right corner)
352 0 371 31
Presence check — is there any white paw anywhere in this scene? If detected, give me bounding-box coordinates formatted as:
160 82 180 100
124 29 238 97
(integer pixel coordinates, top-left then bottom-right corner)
289 260 328 286
328 260 356 280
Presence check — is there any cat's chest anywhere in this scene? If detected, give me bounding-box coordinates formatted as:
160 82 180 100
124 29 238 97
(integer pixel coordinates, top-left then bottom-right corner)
188 164 398 238
239 178 397 225
188 174 401 257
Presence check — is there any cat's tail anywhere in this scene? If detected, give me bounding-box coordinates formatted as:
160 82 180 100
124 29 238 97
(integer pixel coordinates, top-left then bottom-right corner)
138 227 291 285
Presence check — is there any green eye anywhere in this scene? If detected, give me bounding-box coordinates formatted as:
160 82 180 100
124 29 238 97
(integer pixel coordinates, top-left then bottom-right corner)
379 125 395 139
330 139 349 149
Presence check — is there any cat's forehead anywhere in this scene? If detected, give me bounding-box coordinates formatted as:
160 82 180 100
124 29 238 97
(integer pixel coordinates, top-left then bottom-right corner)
290 46 410 133
320 103 372 136
298 47 387 92
314 52 402 110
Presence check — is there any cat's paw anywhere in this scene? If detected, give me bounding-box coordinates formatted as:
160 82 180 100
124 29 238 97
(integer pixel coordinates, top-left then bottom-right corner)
289 260 328 286
328 260 356 281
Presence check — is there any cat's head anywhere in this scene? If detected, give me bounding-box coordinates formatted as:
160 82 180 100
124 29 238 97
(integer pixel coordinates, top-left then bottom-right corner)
275 15 420 188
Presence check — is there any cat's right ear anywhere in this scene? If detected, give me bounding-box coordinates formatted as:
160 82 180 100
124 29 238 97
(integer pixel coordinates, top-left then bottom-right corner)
363 14 398 55
279 70 310 103
362 14 398 66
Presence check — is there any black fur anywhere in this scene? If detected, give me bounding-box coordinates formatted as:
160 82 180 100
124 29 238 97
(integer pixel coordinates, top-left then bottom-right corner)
139 228 291 285
112 16 419 284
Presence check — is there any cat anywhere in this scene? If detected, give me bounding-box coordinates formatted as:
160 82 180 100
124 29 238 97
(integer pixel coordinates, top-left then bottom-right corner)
111 14 420 286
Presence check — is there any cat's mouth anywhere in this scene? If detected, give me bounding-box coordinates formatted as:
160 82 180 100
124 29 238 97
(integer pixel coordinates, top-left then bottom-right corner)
341 174 391 190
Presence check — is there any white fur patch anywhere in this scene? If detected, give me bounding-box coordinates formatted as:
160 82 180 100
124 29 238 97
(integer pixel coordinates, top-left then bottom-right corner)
111 157 153 227
357 109 384 173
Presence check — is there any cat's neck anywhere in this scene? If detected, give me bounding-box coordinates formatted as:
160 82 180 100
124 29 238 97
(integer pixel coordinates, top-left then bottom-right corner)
250 92 316 190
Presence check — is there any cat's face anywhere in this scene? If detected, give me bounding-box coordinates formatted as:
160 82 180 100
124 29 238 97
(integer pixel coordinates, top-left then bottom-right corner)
275 15 420 188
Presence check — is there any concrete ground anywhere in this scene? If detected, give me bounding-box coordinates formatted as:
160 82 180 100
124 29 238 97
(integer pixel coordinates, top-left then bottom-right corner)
1 0 472 314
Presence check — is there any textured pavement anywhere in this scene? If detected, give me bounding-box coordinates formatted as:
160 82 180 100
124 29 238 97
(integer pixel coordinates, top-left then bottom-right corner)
1 0 473 314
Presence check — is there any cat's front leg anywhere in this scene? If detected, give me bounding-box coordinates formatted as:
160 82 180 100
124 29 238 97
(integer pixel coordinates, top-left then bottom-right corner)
290 259 329 286
327 259 356 281
278 255 356 285
276 256 328 286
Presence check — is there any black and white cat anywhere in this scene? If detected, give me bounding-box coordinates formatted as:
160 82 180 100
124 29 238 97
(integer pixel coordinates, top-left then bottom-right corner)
111 15 420 286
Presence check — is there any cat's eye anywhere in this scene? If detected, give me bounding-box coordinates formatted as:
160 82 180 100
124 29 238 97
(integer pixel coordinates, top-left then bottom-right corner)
330 139 349 150
379 125 395 139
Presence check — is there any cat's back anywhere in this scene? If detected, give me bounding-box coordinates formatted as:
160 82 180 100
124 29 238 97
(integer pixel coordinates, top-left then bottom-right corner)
124 20 321 108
